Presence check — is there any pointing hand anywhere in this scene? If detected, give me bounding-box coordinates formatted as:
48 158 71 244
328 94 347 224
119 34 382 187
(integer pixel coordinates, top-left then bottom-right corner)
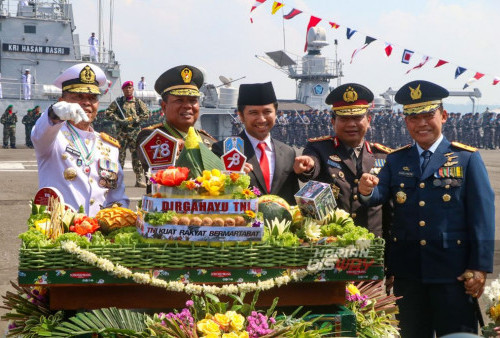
358 173 379 196
52 101 89 124
293 155 315 174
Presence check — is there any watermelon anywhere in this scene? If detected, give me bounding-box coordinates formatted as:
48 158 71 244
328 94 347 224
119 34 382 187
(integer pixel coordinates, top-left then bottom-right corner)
258 195 292 223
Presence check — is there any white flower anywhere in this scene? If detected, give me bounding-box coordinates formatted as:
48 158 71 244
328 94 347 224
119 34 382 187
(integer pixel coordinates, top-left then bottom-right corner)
355 239 371 250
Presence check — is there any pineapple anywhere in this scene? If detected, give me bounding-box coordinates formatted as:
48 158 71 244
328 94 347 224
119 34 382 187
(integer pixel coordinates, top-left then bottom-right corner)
95 206 137 234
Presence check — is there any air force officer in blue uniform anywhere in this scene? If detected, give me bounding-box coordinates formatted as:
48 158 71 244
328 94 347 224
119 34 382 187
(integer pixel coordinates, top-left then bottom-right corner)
358 80 495 337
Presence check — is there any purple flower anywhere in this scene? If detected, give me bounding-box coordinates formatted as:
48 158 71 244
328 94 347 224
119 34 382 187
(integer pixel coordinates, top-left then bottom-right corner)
185 300 194 307
252 220 263 228
251 186 262 196
85 233 93 241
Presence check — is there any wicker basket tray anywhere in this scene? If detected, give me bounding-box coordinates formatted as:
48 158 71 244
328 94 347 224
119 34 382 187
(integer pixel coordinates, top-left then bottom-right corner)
19 238 385 270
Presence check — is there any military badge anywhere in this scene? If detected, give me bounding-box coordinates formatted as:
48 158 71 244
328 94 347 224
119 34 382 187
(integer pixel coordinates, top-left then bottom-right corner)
98 159 118 189
409 84 422 100
329 154 341 162
338 171 345 179
79 65 96 84
63 167 77 181
327 160 342 169
343 86 358 103
442 194 451 202
396 191 407 204
443 161 458 167
181 67 193 83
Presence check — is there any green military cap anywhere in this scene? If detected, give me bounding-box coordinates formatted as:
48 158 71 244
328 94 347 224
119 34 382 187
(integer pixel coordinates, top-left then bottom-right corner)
154 65 204 97
325 83 374 116
395 80 449 115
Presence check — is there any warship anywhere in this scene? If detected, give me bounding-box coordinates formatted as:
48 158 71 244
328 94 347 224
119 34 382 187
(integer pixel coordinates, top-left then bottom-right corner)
0 0 129 142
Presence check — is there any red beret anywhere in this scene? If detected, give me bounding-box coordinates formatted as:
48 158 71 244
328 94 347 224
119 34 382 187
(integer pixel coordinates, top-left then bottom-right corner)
121 81 133 89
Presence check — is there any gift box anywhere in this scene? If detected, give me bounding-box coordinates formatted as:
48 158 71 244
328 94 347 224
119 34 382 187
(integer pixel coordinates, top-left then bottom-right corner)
295 180 337 220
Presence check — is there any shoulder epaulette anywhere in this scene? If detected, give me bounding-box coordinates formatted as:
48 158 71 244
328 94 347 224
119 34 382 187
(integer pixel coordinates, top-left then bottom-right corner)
141 122 163 131
451 141 477 152
390 144 412 153
100 132 120 148
371 142 393 154
307 135 333 142
198 129 217 142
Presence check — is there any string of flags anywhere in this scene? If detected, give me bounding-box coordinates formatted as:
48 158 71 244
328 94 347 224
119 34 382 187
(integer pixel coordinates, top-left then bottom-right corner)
249 0 499 89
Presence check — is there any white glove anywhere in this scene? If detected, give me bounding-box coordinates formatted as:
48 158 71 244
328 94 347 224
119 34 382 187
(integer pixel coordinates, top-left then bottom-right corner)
52 101 89 124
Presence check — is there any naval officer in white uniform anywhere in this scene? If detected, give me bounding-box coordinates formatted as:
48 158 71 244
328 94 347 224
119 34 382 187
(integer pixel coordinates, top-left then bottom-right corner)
31 63 129 216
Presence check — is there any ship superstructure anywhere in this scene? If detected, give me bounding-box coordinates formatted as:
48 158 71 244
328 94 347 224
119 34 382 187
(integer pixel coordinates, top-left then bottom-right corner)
0 0 122 139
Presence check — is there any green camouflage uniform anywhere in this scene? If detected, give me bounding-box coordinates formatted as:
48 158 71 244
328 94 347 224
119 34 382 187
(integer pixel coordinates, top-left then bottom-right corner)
105 96 150 184
1 108 18 148
22 110 36 148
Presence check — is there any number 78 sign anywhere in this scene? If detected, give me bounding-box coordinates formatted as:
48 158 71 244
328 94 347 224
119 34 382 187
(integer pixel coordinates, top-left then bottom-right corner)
139 129 179 171
222 148 247 172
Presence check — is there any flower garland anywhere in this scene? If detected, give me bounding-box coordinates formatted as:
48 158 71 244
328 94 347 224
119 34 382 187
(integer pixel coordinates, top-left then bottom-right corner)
60 240 312 296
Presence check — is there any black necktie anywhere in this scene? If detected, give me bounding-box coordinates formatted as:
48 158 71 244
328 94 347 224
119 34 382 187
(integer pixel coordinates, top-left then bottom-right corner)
421 150 432 172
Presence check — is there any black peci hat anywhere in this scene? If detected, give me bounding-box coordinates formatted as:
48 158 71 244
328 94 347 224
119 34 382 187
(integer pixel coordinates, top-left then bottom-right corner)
325 83 374 116
237 82 277 106
155 65 204 97
395 80 449 115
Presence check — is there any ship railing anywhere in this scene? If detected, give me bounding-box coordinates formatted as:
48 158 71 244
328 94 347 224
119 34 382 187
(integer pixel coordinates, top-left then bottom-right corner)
1 1 70 20
74 44 118 67
0 81 124 103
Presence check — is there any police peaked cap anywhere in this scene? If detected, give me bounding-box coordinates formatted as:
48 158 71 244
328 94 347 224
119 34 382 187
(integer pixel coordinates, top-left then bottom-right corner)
395 80 449 115
155 65 204 97
325 83 374 116
237 82 277 106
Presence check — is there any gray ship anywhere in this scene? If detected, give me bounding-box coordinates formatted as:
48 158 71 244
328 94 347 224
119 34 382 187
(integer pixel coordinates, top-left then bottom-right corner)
0 0 125 142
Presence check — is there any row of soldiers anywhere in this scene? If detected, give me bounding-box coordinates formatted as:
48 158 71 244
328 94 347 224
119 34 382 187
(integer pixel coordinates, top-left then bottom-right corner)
236 108 500 150
369 109 500 149
1 105 41 148
232 109 334 147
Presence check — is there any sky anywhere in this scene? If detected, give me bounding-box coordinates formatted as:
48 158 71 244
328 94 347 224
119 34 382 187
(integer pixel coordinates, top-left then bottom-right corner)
72 0 500 113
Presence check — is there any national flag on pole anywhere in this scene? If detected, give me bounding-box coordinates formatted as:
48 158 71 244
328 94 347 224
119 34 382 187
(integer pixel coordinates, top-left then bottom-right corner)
455 66 467 79
346 28 357 39
384 43 393 57
329 22 340 29
283 8 302 19
406 56 430 74
434 59 448 68
493 77 500 85
304 16 322 52
350 36 376 64
401 49 414 64
271 1 284 14
249 0 267 23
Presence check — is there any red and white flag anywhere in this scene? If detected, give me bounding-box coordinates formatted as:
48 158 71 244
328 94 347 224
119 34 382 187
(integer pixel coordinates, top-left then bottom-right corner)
350 36 376 64
250 0 267 23
493 77 500 85
384 43 393 57
463 72 485 89
329 22 340 29
406 56 430 74
434 59 448 68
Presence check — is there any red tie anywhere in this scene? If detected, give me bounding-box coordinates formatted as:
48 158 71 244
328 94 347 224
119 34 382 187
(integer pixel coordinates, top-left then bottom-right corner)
257 142 270 192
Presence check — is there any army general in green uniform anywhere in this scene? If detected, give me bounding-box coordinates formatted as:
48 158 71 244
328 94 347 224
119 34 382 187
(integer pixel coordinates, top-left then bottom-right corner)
105 80 150 187
1 105 17 148
136 65 217 193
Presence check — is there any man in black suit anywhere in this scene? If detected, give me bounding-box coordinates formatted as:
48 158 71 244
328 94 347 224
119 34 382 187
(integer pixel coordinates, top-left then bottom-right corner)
212 82 299 205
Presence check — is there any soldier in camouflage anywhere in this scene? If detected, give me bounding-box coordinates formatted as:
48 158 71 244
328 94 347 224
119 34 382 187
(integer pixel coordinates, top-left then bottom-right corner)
105 81 150 187
1 105 17 148
22 108 36 148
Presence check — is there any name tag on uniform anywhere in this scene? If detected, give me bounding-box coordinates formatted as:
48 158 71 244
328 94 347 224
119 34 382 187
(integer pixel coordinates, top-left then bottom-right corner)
327 160 342 169
65 146 81 157
398 171 414 177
